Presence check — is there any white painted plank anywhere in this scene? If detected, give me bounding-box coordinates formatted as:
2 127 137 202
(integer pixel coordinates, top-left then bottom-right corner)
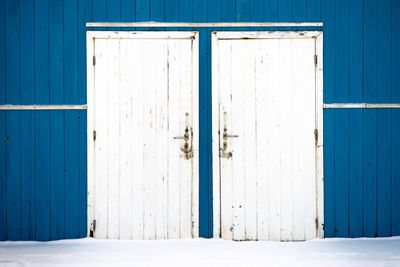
254 40 268 240
167 39 182 239
303 39 318 240
279 39 294 241
211 33 221 238
266 39 282 241
179 39 194 238
316 34 324 238
106 39 121 239
191 33 200 238
118 39 133 239
93 39 109 239
155 40 168 239
86 33 95 237
243 40 257 241
231 41 246 241
291 39 308 241
130 40 145 240
219 40 234 240
142 40 157 240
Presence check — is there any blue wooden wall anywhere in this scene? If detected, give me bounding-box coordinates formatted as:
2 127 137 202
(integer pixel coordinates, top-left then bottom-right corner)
0 0 399 241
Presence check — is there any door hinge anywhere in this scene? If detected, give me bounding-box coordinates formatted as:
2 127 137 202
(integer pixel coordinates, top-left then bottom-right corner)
93 130 96 141
315 217 319 230
314 129 318 145
93 55 96 66
314 54 318 65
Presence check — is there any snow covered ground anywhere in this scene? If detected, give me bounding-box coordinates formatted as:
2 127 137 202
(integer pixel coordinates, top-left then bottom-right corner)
0 237 399 267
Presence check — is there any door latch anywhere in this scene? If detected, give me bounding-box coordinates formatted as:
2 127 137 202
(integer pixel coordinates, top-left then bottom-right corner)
220 111 238 159
173 113 194 160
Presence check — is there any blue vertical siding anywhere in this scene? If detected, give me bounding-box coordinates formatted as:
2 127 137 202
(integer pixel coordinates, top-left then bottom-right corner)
20 0 36 240
348 0 363 238
392 0 400 236
5 0 21 241
0 0 6 242
363 0 378 237
0 0 399 240
321 0 335 238
377 0 392 237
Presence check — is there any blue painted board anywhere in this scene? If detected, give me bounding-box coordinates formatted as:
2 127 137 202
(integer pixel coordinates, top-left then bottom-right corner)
321 0 335 237
6 0 21 241
107 0 120 22
348 0 363 238
151 0 164 31
334 0 350 237
93 0 107 22
334 110 349 237
278 0 292 21
0 0 6 241
64 0 80 239
49 0 65 240
263 0 278 30
136 0 150 22
121 0 136 22
377 0 392 237
392 109 400 235
263 0 278 21
20 0 36 241
293 0 306 31
35 0 51 241
250 0 263 23
307 0 320 22
193 0 208 238
78 0 92 239
392 0 400 236
363 0 378 238
207 0 222 238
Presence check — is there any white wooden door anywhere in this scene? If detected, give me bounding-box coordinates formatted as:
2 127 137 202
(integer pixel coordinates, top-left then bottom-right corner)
87 31 199 239
212 32 324 241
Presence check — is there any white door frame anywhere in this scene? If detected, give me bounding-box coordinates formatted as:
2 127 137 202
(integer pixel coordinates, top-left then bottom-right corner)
211 31 324 239
86 31 199 238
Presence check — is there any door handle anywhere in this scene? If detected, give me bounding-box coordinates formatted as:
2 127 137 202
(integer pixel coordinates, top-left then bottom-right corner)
223 132 239 139
173 113 193 160
220 111 237 159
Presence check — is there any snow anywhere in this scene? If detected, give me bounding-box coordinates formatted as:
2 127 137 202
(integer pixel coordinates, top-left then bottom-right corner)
0 237 400 267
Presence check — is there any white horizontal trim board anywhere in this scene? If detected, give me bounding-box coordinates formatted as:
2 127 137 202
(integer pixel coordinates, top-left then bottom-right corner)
323 103 400 108
86 22 323 28
88 31 197 40
214 31 323 39
0 105 87 110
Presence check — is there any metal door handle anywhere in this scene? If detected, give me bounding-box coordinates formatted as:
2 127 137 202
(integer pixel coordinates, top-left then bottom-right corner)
223 132 239 139
220 111 237 159
173 135 188 140
173 113 193 160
